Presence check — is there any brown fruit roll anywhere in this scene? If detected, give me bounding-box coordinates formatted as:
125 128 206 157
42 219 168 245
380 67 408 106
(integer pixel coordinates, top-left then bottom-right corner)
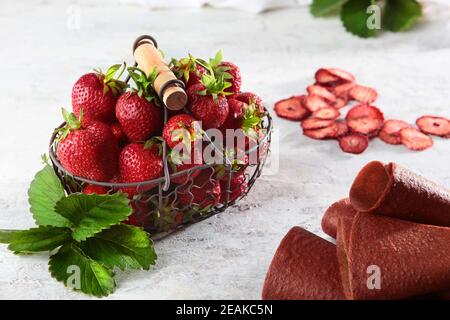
336 213 450 300
349 161 450 227
321 198 357 238
262 227 345 300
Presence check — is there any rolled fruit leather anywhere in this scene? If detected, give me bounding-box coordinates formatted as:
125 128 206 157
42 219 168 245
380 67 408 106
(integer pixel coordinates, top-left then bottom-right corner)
321 198 357 238
336 213 450 300
262 227 345 300
133 36 187 111
349 161 450 227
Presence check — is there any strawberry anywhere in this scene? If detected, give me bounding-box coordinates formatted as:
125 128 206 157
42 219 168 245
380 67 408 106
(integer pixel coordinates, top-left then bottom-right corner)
118 140 164 196
178 170 221 209
233 92 264 113
171 54 208 88
72 63 127 124
221 98 245 130
110 122 127 145
82 184 110 195
218 61 241 93
220 173 247 203
162 114 202 149
187 83 229 129
116 67 162 142
56 109 119 182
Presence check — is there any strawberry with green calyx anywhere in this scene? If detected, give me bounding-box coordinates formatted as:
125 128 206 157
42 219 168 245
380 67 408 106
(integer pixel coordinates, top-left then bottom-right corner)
82 184 110 195
233 92 264 113
116 67 163 142
162 114 203 149
187 70 232 129
171 54 208 88
72 63 128 124
118 138 164 197
215 148 249 180
56 108 119 182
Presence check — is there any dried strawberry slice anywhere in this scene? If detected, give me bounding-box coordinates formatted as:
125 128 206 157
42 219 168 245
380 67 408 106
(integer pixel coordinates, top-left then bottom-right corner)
400 128 434 151
303 125 339 140
304 95 331 112
315 69 341 84
349 85 378 103
338 134 369 154
312 107 340 120
333 82 356 98
301 118 334 130
315 68 355 85
378 119 410 145
416 116 450 137
346 104 384 136
274 95 310 121
333 97 349 109
335 121 349 137
307 85 336 103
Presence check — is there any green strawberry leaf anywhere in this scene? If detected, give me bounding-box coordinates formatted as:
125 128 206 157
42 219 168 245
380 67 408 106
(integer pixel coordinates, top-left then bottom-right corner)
49 242 116 297
383 0 422 32
28 165 71 228
341 0 378 38
311 0 349 17
54 193 132 242
0 226 71 254
79 224 156 271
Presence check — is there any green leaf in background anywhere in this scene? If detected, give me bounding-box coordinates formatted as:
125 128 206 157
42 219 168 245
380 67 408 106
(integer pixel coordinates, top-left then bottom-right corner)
310 0 349 17
341 0 378 38
0 226 71 254
383 0 422 32
79 224 157 271
28 165 71 228
49 242 116 297
54 193 132 242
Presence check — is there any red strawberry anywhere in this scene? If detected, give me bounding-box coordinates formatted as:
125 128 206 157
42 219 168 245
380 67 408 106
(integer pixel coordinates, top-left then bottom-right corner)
110 122 127 145
72 64 127 124
219 61 241 93
118 141 164 196
171 55 208 88
220 173 247 203
221 98 245 130
162 114 202 149
233 92 264 113
187 83 229 129
57 110 118 182
82 184 110 195
116 91 162 142
178 170 221 209
116 67 163 142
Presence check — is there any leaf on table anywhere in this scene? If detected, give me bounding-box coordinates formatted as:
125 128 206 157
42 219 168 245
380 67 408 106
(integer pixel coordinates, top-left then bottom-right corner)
28 165 71 227
310 0 349 17
341 0 378 38
0 226 71 254
54 193 132 242
49 242 116 297
383 0 422 32
79 224 157 271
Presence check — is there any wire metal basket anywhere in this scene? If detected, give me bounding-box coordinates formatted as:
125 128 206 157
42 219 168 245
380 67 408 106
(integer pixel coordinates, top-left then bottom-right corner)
48 36 273 239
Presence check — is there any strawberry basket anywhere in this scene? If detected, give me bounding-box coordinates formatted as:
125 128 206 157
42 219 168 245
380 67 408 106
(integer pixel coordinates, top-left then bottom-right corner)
48 35 273 239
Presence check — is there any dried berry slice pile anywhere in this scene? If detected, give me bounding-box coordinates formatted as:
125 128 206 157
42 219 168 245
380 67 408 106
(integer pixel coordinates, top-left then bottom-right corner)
274 67 449 154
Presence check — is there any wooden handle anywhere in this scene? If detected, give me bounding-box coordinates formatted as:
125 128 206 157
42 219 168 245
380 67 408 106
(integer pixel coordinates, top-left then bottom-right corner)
134 40 187 110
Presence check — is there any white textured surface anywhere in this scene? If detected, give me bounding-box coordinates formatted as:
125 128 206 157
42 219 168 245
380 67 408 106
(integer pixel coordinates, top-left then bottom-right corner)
1 1 450 300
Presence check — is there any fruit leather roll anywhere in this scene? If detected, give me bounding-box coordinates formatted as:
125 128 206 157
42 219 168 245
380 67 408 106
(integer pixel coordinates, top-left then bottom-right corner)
321 198 357 238
262 227 345 300
336 213 450 300
350 161 450 227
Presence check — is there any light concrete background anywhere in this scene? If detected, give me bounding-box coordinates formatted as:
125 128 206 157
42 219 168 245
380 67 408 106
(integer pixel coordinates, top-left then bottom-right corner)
0 0 449 299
